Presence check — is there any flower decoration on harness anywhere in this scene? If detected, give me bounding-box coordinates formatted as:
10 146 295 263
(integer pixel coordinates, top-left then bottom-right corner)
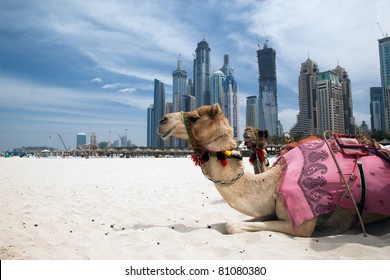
183 111 241 167
249 148 269 166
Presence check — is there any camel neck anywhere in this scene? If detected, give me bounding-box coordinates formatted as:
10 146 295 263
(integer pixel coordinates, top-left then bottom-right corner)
195 134 236 152
210 159 285 218
198 155 242 178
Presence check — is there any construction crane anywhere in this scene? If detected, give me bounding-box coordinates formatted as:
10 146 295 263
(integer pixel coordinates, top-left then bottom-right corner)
58 134 69 151
377 22 388 37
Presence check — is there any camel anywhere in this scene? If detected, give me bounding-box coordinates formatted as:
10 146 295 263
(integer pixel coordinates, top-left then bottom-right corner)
158 104 390 237
243 126 269 174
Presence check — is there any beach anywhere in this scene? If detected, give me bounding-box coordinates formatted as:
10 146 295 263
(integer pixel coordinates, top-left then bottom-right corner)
1 156 389 260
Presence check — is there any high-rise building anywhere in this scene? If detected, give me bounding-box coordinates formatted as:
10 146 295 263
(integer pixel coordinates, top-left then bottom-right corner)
220 54 240 139
246 96 259 128
147 105 154 147
152 79 165 148
291 58 319 136
171 56 195 148
163 102 174 147
76 133 87 149
187 78 194 97
359 120 369 132
210 70 225 105
333 65 356 134
370 87 385 131
257 42 278 135
194 39 211 108
378 36 390 132
316 71 344 135
90 132 97 146
172 55 188 112
292 60 354 136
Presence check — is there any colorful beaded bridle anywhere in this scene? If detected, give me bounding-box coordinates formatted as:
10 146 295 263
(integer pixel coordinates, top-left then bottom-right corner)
182 111 244 184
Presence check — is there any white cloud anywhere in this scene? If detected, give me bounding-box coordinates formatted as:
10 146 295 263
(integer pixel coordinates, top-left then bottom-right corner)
118 88 136 94
102 83 126 90
91 78 103 84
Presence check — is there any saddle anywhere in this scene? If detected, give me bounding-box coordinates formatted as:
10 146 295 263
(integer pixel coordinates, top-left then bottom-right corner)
333 134 368 156
333 133 390 163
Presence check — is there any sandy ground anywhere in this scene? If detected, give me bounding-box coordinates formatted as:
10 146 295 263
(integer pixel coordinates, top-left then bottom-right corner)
0 157 389 260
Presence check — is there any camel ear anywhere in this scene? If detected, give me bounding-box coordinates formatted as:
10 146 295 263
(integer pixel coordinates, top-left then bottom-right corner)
258 129 269 139
209 103 222 118
264 129 269 139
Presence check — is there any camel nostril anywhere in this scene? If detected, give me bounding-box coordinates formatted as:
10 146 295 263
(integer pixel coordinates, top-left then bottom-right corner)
160 116 168 124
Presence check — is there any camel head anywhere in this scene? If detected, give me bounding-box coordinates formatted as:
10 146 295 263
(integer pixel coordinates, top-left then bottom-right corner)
243 126 268 148
158 104 237 150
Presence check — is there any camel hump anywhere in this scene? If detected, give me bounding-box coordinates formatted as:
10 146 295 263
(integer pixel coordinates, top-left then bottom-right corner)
280 136 322 155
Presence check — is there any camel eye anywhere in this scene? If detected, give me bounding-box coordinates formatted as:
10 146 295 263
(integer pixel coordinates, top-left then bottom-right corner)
189 115 200 123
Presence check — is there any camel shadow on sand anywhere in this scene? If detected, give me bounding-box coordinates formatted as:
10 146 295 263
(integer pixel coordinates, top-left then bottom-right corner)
130 222 229 234
130 218 390 252
308 218 390 251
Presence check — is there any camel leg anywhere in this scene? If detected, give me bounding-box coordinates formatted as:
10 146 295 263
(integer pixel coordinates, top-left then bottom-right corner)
260 163 266 173
253 162 260 174
226 219 317 237
245 215 276 222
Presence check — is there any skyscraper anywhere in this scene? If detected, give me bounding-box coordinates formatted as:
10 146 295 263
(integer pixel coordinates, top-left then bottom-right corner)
171 56 195 148
194 39 211 108
370 87 385 131
187 78 194 97
246 96 259 128
147 105 154 147
333 65 356 134
220 54 239 139
257 42 278 135
172 55 188 112
210 70 225 106
291 58 319 136
90 132 97 146
76 133 87 149
152 79 165 148
316 71 344 135
378 36 390 132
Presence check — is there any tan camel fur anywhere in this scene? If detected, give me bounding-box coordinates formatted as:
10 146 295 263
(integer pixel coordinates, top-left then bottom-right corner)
243 126 268 174
158 104 389 237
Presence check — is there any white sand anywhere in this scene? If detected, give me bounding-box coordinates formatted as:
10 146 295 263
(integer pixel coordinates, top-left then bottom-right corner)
0 157 389 260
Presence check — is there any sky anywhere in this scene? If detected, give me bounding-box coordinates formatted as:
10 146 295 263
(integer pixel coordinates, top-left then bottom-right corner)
1 0 390 151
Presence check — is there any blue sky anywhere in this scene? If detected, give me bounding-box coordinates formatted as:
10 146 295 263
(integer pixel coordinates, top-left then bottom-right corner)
1 0 390 151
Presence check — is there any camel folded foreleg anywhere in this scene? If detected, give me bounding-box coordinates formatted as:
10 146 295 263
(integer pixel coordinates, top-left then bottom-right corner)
226 219 317 237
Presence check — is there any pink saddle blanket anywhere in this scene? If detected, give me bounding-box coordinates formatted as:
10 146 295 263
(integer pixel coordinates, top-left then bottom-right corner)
278 139 390 227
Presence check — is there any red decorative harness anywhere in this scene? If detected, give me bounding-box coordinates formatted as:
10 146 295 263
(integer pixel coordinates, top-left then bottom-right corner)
183 112 240 167
182 111 244 184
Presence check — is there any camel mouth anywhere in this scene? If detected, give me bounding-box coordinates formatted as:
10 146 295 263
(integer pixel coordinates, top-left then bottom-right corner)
243 133 252 141
159 126 176 140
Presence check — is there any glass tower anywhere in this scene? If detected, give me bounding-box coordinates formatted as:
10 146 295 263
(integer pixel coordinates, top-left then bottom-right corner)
172 55 188 112
378 36 390 132
220 54 239 139
76 133 87 149
194 39 211 108
152 79 165 148
210 70 225 106
257 43 278 135
172 56 195 148
370 87 385 131
246 96 259 128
